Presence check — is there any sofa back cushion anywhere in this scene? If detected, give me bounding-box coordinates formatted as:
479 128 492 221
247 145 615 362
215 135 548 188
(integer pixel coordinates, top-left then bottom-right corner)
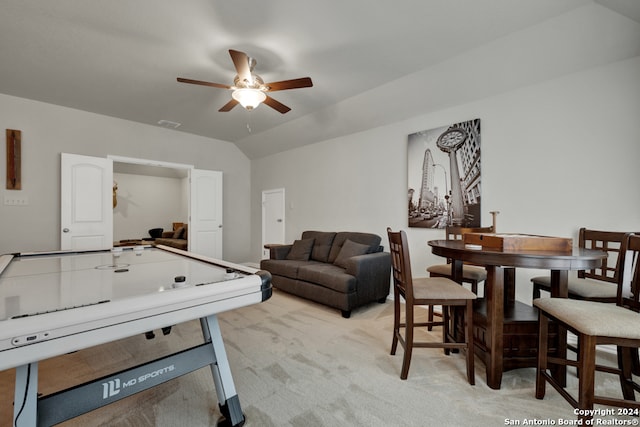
286 238 315 261
333 239 372 268
301 231 337 263
173 226 185 239
328 232 382 263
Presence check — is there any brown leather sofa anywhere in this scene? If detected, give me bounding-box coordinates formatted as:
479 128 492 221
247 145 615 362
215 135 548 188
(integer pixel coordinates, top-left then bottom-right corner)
154 223 188 250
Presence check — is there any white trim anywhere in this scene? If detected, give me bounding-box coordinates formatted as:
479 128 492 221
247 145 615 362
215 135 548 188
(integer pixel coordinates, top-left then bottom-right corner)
107 155 193 170
0 255 14 274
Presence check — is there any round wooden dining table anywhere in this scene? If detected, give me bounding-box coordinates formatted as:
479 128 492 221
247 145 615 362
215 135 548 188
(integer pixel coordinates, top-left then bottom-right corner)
428 239 607 389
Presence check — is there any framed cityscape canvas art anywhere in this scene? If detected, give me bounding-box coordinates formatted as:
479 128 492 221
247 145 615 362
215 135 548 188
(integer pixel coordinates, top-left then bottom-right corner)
407 118 481 228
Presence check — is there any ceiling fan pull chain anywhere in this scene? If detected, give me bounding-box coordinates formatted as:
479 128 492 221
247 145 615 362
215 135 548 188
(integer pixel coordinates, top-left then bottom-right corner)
246 110 252 133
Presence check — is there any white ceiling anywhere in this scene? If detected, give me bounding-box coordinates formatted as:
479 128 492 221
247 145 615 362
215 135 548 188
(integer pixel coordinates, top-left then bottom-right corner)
1 0 639 159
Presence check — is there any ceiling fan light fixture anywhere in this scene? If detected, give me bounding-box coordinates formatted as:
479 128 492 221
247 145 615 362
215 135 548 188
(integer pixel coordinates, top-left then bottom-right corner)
178 49 312 114
232 88 266 110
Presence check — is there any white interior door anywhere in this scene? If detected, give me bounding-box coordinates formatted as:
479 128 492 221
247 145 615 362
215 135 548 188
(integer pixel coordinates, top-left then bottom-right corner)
189 169 223 259
61 153 113 250
262 188 285 259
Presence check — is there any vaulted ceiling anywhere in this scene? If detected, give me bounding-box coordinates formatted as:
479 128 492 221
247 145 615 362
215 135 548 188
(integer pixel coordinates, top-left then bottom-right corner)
1 0 639 159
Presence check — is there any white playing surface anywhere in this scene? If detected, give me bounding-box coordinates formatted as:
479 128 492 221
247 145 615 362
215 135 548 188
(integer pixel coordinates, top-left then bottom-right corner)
0 247 240 321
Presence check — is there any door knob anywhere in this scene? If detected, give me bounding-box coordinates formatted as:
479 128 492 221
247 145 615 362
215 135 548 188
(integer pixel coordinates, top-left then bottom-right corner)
63 228 70 233
277 219 283 223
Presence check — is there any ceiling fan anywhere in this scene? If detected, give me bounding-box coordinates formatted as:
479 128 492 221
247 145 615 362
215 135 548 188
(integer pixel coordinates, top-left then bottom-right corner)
177 49 313 114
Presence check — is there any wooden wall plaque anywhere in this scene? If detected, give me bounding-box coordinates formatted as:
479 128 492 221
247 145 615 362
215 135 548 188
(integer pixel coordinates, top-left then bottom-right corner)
6 129 21 190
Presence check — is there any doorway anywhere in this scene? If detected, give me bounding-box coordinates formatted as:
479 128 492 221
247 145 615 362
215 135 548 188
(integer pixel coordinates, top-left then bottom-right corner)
110 156 192 244
61 153 223 259
112 160 190 243
110 156 223 258
261 188 285 259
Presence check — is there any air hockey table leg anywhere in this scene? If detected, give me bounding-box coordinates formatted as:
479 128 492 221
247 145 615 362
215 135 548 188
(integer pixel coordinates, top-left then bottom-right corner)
13 362 38 427
200 314 245 427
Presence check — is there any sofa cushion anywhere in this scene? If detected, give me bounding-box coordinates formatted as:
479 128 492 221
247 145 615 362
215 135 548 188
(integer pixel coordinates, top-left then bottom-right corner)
302 231 337 263
286 238 315 261
297 263 357 293
261 259 322 279
328 232 382 263
173 226 185 239
154 238 187 250
333 239 371 268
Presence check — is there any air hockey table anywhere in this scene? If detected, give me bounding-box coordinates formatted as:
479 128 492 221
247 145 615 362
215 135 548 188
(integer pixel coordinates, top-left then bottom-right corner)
0 244 272 427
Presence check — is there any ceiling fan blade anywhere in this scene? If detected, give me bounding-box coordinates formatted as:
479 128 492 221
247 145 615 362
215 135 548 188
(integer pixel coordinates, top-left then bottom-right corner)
218 99 239 112
265 77 313 92
177 77 231 90
229 49 251 82
263 95 291 114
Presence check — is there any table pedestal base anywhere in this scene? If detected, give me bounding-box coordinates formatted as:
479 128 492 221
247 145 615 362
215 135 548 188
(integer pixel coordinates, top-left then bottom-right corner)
462 299 559 389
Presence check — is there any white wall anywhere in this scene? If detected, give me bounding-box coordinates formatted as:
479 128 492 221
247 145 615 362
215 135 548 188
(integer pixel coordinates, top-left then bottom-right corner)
251 55 640 304
112 172 187 242
0 94 252 263
1 2 638 276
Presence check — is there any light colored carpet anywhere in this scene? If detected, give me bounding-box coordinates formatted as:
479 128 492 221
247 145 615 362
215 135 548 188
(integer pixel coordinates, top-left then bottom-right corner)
0 290 635 426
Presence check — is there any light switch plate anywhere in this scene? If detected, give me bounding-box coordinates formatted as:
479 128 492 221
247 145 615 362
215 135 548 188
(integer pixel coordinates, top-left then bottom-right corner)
4 194 28 206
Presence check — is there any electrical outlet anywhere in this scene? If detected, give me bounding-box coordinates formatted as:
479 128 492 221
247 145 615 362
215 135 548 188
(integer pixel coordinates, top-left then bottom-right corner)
4 194 29 206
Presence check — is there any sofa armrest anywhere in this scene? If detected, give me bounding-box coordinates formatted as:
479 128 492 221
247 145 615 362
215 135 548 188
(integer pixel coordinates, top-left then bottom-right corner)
345 252 391 302
265 244 292 260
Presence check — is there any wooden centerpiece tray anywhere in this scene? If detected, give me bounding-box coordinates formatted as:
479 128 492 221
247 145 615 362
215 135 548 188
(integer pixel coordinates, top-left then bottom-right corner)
463 233 572 252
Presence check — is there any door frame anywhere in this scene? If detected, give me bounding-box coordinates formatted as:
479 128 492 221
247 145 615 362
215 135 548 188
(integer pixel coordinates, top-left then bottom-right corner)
261 188 286 259
108 155 193 173
109 155 192 246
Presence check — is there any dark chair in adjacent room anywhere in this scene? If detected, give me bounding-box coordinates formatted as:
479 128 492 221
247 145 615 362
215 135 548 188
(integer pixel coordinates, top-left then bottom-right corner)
387 227 476 383
534 233 640 423
425 225 493 329
148 227 164 240
531 228 629 302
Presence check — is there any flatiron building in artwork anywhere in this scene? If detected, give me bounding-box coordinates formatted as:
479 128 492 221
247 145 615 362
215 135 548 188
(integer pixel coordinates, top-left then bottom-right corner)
418 149 436 211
